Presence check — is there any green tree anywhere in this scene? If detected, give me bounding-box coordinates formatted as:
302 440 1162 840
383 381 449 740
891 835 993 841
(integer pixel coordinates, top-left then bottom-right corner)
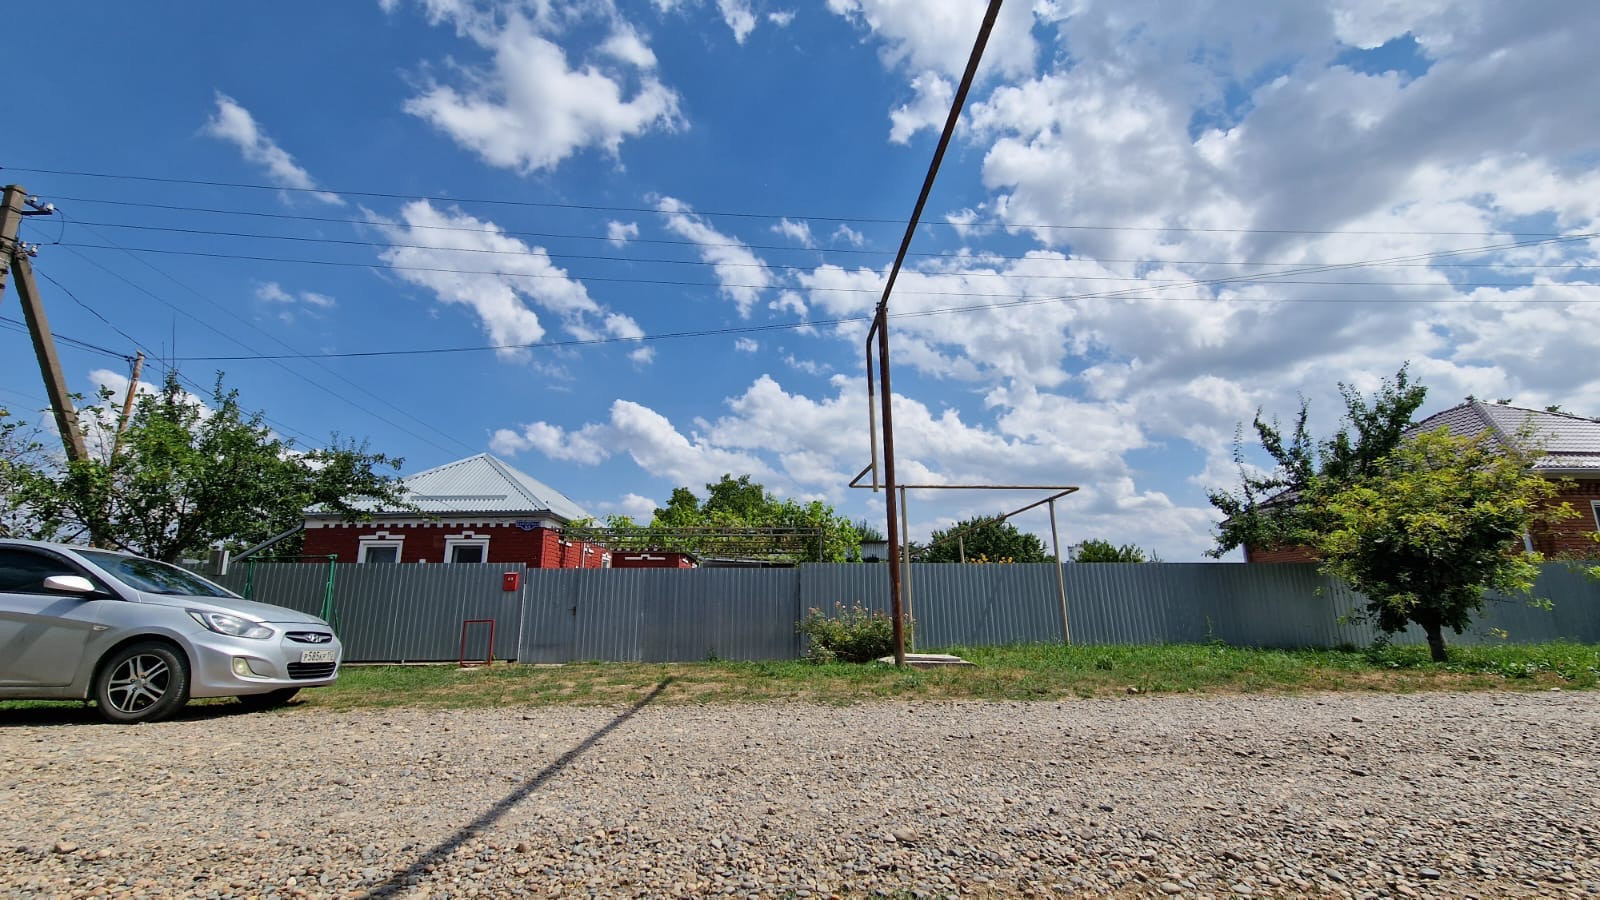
0 408 52 539
922 516 1049 563
1208 365 1426 557
852 518 886 544
1073 538 1157 562
1309 428 1575 661
644 474 861 562
7 373 408 561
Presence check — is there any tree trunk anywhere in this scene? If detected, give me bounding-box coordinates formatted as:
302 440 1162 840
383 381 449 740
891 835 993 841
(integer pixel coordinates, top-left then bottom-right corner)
1422 619 1448 662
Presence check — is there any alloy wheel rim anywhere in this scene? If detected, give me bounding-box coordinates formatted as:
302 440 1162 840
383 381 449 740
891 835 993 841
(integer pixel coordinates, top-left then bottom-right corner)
106 654 170 713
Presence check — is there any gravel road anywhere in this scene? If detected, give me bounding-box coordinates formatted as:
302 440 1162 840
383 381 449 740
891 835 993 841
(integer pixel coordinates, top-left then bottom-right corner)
1 689 1597 898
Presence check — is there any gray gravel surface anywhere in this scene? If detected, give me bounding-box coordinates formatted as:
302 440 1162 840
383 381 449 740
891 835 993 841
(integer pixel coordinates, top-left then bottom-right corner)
1 690 1597 898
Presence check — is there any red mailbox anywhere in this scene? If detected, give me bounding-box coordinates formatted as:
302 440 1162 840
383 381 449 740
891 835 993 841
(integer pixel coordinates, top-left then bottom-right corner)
501 571 520 592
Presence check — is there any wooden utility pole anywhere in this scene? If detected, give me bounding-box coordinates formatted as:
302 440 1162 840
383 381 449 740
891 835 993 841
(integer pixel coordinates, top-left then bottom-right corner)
110 352 146 461
0 184 26 302
2 183 89 464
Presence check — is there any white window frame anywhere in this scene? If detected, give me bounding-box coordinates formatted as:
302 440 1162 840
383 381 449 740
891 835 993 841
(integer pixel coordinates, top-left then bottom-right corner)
444 532 491 565
1591 500 1600 532
358 532 404 564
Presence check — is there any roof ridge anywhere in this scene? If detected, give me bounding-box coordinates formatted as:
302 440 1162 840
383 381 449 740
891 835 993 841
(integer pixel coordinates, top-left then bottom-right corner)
1468 399 1520 451
402 452 490 484
481 454 550 508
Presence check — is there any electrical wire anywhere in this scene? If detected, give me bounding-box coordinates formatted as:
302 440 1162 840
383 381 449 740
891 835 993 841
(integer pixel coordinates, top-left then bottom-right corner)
0 314 128 361
7 165 1584 237
53 219 1600 286
50 237 1600 296
49 236 476 457
42 194 1600 270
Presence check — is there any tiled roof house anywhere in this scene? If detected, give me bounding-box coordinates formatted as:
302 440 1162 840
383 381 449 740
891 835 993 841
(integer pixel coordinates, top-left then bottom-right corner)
1245 399 1600 563
301 454 609 567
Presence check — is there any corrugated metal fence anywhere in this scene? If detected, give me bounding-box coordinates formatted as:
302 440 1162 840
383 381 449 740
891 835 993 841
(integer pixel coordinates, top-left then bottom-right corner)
218 562 1600 663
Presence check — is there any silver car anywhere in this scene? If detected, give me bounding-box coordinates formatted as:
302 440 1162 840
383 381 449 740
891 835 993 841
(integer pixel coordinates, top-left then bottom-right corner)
0 539 342 723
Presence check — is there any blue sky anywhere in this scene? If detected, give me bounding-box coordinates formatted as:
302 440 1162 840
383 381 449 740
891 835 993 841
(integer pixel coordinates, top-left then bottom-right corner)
4 1 1599 560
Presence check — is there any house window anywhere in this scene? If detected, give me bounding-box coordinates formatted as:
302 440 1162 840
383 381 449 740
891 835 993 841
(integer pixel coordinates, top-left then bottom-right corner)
444 533 490 564
1592 501 1600 532
358 533 404 564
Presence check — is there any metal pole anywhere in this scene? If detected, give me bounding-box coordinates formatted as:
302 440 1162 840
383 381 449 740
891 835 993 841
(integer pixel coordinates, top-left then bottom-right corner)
1049 498 1071 644
899 485 913 652
863 0 1003 667
865 338 880 491
322 555 338 628
877 310 907 666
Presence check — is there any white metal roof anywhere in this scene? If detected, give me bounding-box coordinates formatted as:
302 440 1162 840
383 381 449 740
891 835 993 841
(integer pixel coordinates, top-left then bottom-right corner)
310 453 590 521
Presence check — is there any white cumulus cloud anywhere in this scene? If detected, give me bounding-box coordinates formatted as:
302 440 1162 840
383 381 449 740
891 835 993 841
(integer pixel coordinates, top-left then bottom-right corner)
201 93 343 205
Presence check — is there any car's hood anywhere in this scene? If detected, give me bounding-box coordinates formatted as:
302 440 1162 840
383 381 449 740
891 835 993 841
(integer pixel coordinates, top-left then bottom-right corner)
131 590 330 625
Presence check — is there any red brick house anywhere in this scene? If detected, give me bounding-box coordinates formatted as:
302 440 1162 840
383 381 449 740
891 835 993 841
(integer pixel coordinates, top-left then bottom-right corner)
1245 400 1600 563
302 454 609 568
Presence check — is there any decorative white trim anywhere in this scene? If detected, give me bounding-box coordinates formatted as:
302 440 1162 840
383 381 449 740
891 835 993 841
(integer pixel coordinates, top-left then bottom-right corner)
444 531 491 564
305 516 564 531
358 532 404 564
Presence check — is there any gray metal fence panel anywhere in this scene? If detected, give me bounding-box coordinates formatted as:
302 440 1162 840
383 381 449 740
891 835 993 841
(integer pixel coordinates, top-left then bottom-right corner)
215 565 328 618
220 563 525 662
517 568 803 663
638 569 801 662
224 560 1598 663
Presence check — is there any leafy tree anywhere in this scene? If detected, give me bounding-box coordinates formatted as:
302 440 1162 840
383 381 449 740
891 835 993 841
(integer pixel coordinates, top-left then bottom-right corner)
702 473 769 522
852 518 886 544
1310 428 1575 661
1073 538 1157 563
641 474 861 562
6 373 408 561
1208 365 1426 558
0 408 52 539
922 516 1049 563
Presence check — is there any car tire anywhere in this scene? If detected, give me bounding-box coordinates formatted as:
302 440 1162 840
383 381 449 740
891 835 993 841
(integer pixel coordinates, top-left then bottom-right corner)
236 688 300 711
93 641 190 724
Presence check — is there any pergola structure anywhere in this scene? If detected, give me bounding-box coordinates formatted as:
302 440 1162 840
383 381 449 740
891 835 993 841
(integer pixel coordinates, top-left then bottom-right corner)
557 524 830 565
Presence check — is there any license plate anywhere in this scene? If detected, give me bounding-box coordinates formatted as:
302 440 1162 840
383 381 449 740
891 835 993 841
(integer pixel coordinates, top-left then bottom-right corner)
300 649 336 663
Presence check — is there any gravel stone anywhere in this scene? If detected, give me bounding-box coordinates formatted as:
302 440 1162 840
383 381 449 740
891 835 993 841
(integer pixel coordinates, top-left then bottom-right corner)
1 691 1597 897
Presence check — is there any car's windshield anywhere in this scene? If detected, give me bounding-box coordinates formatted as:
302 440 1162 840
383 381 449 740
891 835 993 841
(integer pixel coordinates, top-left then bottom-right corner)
76 550 236 598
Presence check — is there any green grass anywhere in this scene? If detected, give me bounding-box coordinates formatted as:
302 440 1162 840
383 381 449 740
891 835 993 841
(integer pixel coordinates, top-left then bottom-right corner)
5 642 1595 717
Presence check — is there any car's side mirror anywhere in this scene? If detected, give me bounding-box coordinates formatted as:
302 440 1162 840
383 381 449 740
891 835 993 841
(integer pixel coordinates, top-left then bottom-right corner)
43 574 102 595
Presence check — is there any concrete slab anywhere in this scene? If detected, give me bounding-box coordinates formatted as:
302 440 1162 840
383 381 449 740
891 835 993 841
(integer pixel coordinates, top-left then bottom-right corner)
875 653 975 668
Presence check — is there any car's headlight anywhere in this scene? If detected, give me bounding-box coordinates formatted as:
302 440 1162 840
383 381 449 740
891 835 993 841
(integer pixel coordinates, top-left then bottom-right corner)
188 610 274 640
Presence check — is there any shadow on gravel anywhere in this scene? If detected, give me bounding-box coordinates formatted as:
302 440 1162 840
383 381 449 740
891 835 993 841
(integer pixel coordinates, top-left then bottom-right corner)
367 677 676 898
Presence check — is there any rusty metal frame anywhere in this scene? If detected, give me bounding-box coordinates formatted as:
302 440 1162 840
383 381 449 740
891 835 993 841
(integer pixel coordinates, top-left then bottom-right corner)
459 618 496 668
851 467 1080 645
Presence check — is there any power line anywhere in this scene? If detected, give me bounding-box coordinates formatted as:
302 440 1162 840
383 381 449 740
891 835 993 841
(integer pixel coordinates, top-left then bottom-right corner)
51 234 476 457
162 284 1599 363
0 314 128 361
8 165 1583 237
52 238 1600 298
53 219 1600 285
32 269 144 358
46 195 1600 270
21 266 329 447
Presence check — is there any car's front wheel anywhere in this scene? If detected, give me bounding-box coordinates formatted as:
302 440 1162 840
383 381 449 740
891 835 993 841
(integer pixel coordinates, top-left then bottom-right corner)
94 641 190 724
236 687 299 712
